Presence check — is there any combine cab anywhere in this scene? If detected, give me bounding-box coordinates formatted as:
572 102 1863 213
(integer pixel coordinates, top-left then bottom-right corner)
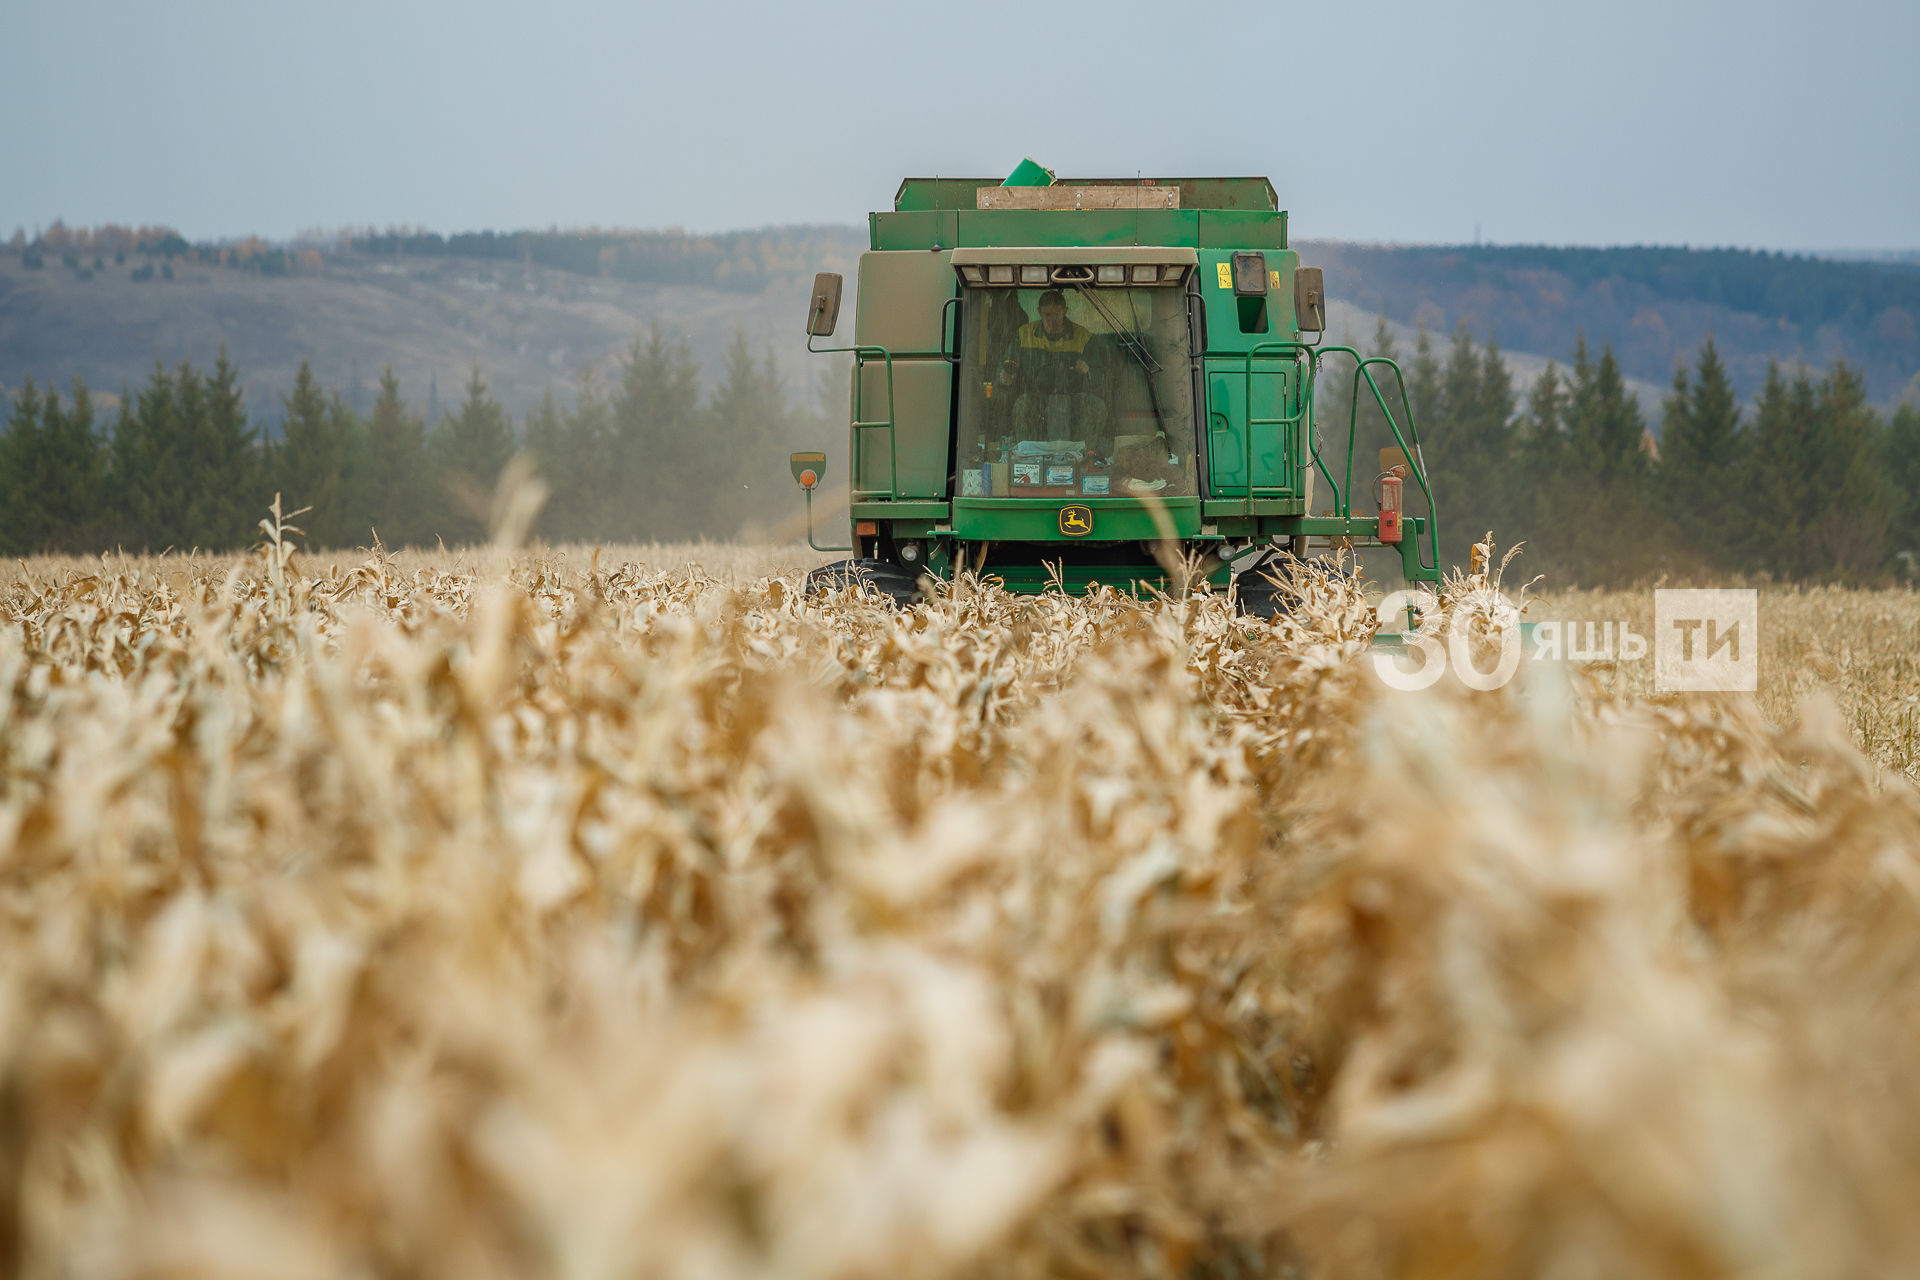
791 163 1440 613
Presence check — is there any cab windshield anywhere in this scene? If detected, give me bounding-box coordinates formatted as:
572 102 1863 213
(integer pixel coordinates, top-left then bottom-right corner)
954 285 1197 499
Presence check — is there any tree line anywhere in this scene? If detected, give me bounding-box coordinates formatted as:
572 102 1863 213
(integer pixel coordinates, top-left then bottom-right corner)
5 320 1918 582
1325 319 1920 583
0 331 827 556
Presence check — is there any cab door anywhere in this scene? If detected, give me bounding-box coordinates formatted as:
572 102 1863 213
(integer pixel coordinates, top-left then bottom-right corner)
1205 360 1299 499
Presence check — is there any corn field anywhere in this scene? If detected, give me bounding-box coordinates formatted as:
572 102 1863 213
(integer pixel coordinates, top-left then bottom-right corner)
4 525 1920 1279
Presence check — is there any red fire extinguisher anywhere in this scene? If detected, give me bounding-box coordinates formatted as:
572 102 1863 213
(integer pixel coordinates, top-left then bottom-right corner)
1376 465 1405 544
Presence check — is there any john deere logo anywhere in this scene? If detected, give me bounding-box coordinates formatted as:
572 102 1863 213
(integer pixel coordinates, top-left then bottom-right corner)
1059 505 1093 537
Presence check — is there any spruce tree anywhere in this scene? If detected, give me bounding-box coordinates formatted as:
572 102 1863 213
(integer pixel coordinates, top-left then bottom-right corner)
1657 339 1743 568
1588 345 1647 486
1883 403 1920 569
558 372 616 541
1803 361 1893 578
111 363 183 549
432 365 516 544
1740 363 1807 576
1406 324 1442 444
704 331 787 538
1516 361 1567 531
275 361 346 545
0 377 45 554
526 386 606 543
36 378 107 552
611 327 703 540
108 355 261 552
363 367 432 547
189 348 262 548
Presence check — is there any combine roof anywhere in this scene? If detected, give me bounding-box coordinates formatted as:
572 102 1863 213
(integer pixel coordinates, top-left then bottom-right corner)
892 177 1278 212
873 177 1286 253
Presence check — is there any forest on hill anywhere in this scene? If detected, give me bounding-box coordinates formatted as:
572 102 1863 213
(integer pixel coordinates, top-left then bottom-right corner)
1302 241 1920 409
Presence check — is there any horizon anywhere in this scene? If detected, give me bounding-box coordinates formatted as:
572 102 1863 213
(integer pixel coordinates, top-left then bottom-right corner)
12 218 1918 262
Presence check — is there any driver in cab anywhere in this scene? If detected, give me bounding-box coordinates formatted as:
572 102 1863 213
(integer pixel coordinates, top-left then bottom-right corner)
998 289 1108 444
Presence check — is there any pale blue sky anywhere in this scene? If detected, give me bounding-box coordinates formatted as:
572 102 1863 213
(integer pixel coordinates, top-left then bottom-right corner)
5 0 1915 249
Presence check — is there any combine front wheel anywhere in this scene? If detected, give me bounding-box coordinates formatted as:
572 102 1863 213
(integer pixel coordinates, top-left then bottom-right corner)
1232 551 1351 619
804 558 925 607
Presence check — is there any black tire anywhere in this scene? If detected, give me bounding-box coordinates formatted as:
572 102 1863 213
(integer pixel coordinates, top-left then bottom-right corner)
804 558 925 607
1232 551 1351 619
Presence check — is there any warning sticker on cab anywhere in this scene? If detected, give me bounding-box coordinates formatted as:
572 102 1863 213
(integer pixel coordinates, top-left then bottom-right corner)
1216 262 1232 289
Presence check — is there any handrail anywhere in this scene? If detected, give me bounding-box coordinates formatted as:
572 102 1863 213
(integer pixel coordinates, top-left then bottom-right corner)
809 333 898 500
1226 341 1439 576
1308 344 1439 576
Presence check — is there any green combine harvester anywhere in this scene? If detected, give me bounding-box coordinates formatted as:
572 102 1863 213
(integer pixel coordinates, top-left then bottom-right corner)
789 160 1439 615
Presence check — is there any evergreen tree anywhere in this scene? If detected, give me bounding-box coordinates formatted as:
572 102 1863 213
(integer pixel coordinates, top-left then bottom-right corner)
1406 324 1442 443
524 388 568 532
1803 362 1893 578
108 355 261 552
704 330 787 538
1657 338 1743 568
1548 337 1661 582
1512 362 1574 579
1883 402 1920 569
1420 324 1516 565
432 365 516 544
611 326 703 540
110 363 184 549
363 367 433 547
0 377 46 554
191 347 264 548
1740 363 1810 576
34 379 107 552
275 360 350 546
559 371 617 541
525 384 613 544
1582 345 1647 486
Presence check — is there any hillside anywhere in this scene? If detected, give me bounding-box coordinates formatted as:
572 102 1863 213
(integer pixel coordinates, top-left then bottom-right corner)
4 229 1916 431
1299 240 1920 409
0 228 867 426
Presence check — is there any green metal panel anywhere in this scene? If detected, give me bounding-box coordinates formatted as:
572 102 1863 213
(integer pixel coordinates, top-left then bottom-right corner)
1200 498 1306 517
1197 210 1287 249
951 496 1201 542
893 177 1277 212
854 251 957 352
849 500 950 519
870 208 1286 253
1001 157 1055 187
1205 360 1298 499
869 210 961 252
853 358 951 499
949 245 1199 267
952 209 1198 249
1198 249 1303 353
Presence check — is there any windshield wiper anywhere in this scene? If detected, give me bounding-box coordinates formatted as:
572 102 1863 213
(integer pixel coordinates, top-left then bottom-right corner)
1072 284 1162 376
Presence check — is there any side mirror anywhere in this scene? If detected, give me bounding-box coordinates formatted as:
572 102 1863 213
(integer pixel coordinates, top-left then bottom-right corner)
790 451 826 489
806 273 843 337
1294 266 1327 332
